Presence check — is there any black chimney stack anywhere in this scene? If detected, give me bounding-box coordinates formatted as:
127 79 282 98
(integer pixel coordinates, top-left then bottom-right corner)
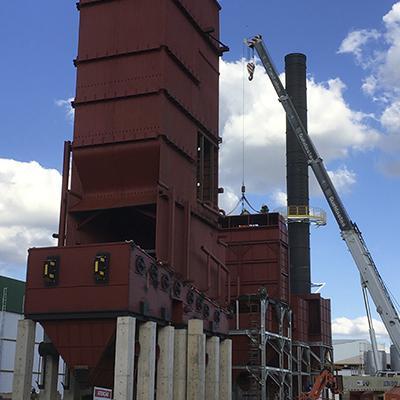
285 53 311 295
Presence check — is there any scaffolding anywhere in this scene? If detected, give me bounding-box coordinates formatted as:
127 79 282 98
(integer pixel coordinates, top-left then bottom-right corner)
276 206 327 226
230 289 293 400
292 340 334 399
230 289 334 400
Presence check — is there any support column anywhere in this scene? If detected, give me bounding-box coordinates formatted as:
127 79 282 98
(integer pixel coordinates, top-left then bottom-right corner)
12 319 36 400
137 321 157 400
186 320 205 400
173 329 187 400
63 371 80 400
206 336 220 400
156 326 174 400
114 316 136 400
219 339 232 400
39 354 59 400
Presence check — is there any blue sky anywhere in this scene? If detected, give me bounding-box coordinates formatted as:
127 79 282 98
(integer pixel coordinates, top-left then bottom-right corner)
1 1 400 341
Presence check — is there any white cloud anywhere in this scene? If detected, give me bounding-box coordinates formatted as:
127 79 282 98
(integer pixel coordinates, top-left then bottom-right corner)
272 190 287 208
55 97 74 121
328 167 356 194
338 29 381 65
338 2 400 174
0 159 61 274
362 75 378 96
219 186 240 213
381 100 400 133
332 316 389 339
218 59 379 210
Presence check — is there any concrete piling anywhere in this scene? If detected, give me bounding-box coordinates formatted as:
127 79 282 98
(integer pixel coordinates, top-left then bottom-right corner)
173 329 188 400
186 320 206 400
12 319 36 400
113 316 137 400
219 339 232 400
137 321 157 400
156 326 175 400
206 336 220 400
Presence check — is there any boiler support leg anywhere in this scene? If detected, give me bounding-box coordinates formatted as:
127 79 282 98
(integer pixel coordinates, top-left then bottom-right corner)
186 320 206 400
137 321 157 400
12 319 36 400
173 329 187 400
219 339 232 400
39 353 59 400
113 316 136 400
206 336 220 400
63 371 80 400
156 326 175 400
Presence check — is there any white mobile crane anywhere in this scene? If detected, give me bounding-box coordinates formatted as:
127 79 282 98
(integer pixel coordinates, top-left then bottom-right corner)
246 35 400 369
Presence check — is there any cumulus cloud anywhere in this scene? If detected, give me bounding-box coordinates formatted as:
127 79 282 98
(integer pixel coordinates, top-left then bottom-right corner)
0 159 61 275
338 29 381 65
272 190 287 208
55 97 74 121
338 2 400 173
218 59 379 210
381 100 400 134
328 167 357 194
332 316 389 339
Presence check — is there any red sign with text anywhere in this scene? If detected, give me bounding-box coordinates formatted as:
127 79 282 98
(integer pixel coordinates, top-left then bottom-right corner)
93 387 112 400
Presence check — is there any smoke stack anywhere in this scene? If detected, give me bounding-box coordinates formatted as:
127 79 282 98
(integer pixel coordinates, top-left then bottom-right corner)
285 53 311 295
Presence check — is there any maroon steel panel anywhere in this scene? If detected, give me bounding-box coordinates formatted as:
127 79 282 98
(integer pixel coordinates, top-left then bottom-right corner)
291 295 309 343
75 0 220 140
42 319 116 374
221 213 290 303
303 293 332 346
77 0 166 61
73 141 160 196
73 95 162 147
25 243 130 315
156 192 228 303
25 242 229 333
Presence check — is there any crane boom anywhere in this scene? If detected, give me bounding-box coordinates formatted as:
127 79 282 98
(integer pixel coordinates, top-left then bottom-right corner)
247 35 400 356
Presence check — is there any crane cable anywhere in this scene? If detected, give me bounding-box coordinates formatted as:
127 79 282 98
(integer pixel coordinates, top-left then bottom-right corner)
226 43 260 216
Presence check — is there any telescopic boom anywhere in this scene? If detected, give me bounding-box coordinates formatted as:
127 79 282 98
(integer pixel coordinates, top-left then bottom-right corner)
247 35 400 357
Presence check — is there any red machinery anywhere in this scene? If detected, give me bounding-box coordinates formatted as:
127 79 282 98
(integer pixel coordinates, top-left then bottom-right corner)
25 0 230 389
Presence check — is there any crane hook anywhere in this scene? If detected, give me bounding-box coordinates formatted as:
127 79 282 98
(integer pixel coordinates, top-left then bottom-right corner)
247 62 255 81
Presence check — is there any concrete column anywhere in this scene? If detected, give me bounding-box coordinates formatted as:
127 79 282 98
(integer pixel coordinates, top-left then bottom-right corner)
12 319 36 400
156 326 174 400
114 316 136 400
186 320 205 400
219 339 232 400
63 371 80 400
137 321 157 400
173 329 187 400
206 336 220 400
39 354 59 400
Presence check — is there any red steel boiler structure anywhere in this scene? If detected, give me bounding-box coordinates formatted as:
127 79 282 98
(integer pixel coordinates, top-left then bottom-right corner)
22 0 333 396
25 0 230 389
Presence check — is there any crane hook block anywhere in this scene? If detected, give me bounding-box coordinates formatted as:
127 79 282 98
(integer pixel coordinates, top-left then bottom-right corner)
247 62 255 81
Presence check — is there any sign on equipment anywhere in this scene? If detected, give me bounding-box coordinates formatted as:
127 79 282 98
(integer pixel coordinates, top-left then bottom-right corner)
93 387 112 400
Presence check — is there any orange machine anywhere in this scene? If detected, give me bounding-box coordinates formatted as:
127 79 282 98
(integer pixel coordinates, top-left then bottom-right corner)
299 369 342 400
